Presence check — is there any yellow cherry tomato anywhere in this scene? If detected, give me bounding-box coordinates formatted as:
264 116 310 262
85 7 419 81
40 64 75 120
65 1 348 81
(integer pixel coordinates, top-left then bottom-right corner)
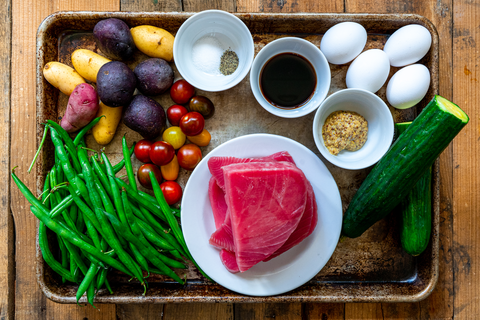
161 155 179 181
187 129 211 147
162 126 186 149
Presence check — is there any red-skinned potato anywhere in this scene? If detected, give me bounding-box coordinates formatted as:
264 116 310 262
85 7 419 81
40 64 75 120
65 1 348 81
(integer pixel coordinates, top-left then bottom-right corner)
61 83 99 133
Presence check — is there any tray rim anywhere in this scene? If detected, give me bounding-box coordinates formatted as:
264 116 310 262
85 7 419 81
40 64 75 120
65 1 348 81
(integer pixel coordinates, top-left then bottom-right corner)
35 11 440 304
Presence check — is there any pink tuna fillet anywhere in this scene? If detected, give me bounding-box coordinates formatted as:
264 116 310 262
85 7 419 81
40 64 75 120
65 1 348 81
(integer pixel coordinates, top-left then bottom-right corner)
219 249 239 273
223 161 308 272
208 151 296 191
208 177 228 229
209 211 235 252
263 180 317 261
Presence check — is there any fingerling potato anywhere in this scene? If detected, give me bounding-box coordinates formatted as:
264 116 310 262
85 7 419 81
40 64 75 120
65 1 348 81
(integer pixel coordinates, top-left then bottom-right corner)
71 49 111 83
43 61 85 95
92 102 123 145
131 26 175 62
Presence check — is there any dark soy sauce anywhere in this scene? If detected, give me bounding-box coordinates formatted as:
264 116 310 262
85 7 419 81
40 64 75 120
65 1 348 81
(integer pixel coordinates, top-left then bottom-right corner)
260 53 317 109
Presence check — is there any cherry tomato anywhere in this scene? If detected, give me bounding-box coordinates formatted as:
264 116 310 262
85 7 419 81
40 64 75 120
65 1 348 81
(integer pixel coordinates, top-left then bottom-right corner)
160 181 183 205
161 154 179 181
162 126 186 149
134 139 153 163
189 96 215 119
137 163 162 190
179 112 205 136
187 129 211 147
170 79 195 104
177 144 202 171
167 104 188 126
150 141 175 166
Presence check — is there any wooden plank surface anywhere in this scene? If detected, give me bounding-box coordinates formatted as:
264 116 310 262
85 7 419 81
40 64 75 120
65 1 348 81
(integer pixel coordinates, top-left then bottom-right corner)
0 0 12 319
452 0 480 318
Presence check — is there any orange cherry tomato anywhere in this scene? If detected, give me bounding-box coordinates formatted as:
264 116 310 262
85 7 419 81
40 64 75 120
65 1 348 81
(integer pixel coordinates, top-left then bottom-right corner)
161 154 179 181
187 129 211 147
162 126 186 149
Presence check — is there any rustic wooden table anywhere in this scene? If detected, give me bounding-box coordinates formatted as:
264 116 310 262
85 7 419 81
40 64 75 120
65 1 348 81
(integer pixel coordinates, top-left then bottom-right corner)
1 0 477 318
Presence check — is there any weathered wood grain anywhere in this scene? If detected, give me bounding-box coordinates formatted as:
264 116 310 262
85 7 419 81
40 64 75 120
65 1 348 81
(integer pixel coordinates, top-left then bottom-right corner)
343 0 454 318
183 0 235 12
304 304 344 320
234 303 301 320
116 304 165 320
164 303 233 320
0 0 12 319
237 0 343 13
452 0 480 318
121 0 182 12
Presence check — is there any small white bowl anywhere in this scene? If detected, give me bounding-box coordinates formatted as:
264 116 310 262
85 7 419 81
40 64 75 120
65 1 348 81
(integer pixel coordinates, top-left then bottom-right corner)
250 37 331 118
313 88 394 170
173 10 254 92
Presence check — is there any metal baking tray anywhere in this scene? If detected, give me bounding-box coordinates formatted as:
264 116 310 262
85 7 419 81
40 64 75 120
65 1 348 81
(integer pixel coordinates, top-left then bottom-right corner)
35 11 439 303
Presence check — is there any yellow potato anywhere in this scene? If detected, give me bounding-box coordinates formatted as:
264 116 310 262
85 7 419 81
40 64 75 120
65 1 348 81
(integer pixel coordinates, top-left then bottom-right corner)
131 26 175 61
43 61 85 95
71 49 110 83
92 102 123 145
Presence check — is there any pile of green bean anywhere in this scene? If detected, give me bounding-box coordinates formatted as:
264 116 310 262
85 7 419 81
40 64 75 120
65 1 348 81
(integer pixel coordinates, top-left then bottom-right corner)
11 116 210 306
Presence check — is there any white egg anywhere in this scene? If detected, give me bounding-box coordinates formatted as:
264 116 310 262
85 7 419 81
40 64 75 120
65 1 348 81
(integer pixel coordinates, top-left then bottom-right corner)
345 49 390 93
320 22 367 65
386 64 430 109
383 24 432 67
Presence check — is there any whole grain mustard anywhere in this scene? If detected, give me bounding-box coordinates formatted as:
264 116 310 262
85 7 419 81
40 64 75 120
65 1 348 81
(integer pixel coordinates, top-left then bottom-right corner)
322 110 368 156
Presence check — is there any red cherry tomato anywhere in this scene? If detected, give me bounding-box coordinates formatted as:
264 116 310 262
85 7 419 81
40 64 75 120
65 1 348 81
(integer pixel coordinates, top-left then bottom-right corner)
167 105 189 126
137 163 162 190
170 79 195 104
177 144 202 171
179 112 205 136
150 141 175 166
134 139 153 163
160 181 183 205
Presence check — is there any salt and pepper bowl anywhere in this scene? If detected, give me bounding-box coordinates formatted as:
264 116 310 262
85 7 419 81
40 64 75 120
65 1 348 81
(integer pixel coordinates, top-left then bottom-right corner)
173 10 254 92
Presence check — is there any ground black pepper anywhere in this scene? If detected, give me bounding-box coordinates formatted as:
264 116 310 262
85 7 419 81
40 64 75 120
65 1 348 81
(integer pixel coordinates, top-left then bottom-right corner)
220 49 239 75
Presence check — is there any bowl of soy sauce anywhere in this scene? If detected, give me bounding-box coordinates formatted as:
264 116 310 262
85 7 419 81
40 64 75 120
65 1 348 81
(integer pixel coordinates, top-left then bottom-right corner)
250 37 331 118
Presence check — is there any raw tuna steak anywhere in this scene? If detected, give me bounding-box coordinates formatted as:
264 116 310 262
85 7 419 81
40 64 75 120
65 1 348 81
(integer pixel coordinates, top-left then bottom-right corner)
219 249 239 273
208 177 228 229
263 180 318 261
208 151 296 191
209 212 235 252
223 161 308 272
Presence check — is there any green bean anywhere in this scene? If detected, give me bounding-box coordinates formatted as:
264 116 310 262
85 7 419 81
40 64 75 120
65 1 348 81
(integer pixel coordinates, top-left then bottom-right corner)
50 128 91 207
96 268 108 293
67 184 104 239
47 120 82 174
129 243 149 277
131 206 187 257
122 136 137 192
115 178 166 221
104 278 113 294
92 208 145 285
92 157 112 195
76 263 100 303
149 171 212 281
61 234 89 276
50 166 76 231
73 116 105 146
29 125 49 173
102 153 127 226
58 236 68 283
69 202 77 225
87 279 96 307
48 195 73 218
102 210 185 284
12 169 132 276
37 220 77 283
113 143 136 174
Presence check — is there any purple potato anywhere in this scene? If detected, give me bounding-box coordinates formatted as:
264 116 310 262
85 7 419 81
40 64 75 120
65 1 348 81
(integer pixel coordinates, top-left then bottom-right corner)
134 58 174 96
93 18 136 61
123 95 166 139
97 61 136 108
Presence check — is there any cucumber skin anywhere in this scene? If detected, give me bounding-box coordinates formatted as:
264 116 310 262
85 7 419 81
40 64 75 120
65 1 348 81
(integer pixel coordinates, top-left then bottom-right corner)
395 122 432 256
400 166 432 256
342 95 468 238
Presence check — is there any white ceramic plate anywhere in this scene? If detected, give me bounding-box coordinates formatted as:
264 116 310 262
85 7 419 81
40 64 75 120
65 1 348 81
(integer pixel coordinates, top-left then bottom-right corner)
181 134 342 296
